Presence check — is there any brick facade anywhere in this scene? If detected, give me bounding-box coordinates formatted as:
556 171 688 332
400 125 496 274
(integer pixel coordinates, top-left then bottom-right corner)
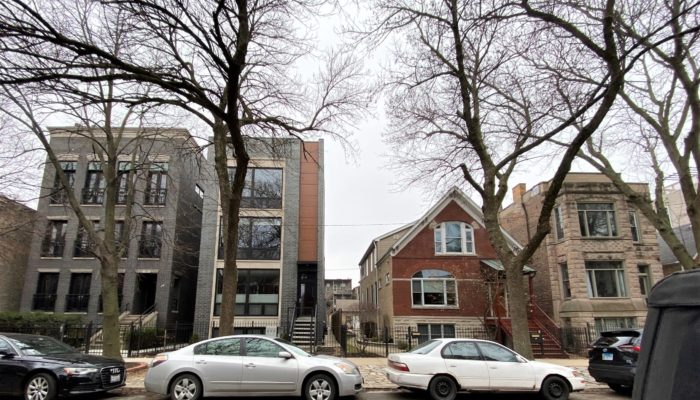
0 196 37 311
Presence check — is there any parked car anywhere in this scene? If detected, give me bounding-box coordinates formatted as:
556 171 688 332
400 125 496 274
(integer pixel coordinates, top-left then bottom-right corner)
587 329 642 394
0 333 126 400
384 338 585 400
144 334 363 400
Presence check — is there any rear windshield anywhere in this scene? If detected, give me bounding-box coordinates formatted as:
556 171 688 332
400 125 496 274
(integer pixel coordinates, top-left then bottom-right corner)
409 340 441 354
593 332 642 347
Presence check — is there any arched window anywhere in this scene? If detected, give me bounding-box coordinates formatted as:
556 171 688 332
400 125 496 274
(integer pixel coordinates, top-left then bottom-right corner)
412 270 457 307
434 222 475 254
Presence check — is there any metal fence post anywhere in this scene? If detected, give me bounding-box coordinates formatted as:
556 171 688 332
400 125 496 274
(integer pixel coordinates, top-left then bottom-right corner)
408 326 412 350
127 324 134 357
84 322 93 354
384 327 389 357
340 325 347 357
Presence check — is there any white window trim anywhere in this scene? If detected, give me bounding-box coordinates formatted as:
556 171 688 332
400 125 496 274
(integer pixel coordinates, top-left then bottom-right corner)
411 277 459 308
629 210 640 243
434 221 475 255
585 261 628 298
578 203 618 238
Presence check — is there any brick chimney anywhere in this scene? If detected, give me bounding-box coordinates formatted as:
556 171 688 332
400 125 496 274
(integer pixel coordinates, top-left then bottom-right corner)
513 183 526 204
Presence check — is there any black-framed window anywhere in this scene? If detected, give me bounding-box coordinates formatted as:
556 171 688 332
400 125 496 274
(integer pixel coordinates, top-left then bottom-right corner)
82 161 105 204
417 324 455 343
41 220 67 257
33 273 59 311
116 161 132 205
50 161 76 204
560 263 571 299
585 261 627 298
74 221 99 257
213 269 279 316
578 203 617 237
145 162 168 205
554 206 564 240
139 221 163 258
629 210 640 242
638 264 651 299
228 167 283 209
411 270 457 307
218 217 282 260
66 273 91 312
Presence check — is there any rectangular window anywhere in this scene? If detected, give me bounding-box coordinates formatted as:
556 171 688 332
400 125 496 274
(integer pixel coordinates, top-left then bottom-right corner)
554 206 564 240
228 167 283 209
594 317 636 335
50 161 76 204
145 162 168 205
629 210 640 242
385 273 390 286
41 220 67 257
560 263 571 299
139 221 163 258
412 278 457 306
33 273 59 311
74 221 99 257
238 217 281 260
417 324 455 343
638 265 651 299
66 273 91 312
435 222 475 254
213 269 279 316
82 161 105 204
578 203 617 237
116 161 131 205
585 261 627 298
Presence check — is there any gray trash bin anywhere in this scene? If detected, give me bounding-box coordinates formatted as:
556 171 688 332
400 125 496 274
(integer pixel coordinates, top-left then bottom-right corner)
632 269 700 400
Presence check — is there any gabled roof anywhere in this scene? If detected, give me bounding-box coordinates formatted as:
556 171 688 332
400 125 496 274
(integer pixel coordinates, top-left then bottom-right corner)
358 187 524 268
658 224 698 266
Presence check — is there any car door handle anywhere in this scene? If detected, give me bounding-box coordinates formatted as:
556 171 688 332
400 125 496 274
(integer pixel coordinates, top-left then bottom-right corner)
245 363 256 368
449 365 457 368
195 360 207 365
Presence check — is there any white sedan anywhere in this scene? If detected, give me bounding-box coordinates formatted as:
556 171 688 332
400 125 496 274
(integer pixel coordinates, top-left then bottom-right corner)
385 338 585 400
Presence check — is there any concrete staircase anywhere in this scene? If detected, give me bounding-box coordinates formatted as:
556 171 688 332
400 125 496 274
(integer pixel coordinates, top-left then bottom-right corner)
291 316 316 349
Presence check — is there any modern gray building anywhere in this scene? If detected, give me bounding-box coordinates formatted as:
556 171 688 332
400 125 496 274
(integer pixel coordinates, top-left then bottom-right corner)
20 127 203 326
193 138 325 340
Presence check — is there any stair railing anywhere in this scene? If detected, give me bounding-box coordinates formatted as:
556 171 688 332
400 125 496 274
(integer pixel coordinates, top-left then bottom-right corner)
287 306 298 340
531 302 562 347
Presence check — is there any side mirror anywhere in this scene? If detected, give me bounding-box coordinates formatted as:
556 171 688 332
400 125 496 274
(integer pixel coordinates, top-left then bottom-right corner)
278 351 293 359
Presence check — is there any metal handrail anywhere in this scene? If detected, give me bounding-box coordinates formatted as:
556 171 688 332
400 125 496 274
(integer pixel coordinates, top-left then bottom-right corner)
137 302 157 328
532 302 562 347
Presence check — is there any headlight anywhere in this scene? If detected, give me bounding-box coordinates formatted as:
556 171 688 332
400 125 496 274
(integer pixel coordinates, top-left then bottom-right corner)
63 367 98 376
335 362 358 375
150 353 168 368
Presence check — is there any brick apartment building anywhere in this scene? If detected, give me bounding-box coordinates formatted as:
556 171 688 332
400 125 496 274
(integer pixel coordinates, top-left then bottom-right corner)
499 173 664 332
358 187 530 338
0 196 37 311
193 138 325 340
19 127 203 326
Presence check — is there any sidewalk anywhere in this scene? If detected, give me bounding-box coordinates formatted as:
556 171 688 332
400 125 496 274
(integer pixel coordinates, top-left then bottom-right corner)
124 356 608 392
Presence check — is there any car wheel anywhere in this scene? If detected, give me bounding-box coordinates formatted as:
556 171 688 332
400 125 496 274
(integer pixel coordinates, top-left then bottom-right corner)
304 373 336 400
608 383 633 394
170 373 202 400
24 372 56 400
540 376 570 400
428 375 457 400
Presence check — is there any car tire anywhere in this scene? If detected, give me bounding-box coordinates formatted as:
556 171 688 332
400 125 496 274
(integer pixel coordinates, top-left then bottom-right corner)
540 376 570 400
428 375 457 400
608 383 633 395
304 373 337 400
24 372 57 400
169 373 202 400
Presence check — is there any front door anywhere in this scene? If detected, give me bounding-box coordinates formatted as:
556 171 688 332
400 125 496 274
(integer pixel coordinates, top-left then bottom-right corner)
297 266 317 316
241 338 298 393
134 273 157 314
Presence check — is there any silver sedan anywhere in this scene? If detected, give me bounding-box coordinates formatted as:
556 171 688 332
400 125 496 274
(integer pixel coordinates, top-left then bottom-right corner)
144 334 363 400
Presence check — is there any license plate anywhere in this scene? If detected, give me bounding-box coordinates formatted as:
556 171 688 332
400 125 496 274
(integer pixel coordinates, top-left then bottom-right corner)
602 353 614 361
110 374 121 383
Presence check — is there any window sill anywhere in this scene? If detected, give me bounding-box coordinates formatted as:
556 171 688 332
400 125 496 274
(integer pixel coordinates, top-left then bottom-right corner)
143 204 166 207
579 236 622 240
40 257 63 260
411 305 459 309
588 297 631 300
434 252 476 257
137 257 162 261
73 257 96 260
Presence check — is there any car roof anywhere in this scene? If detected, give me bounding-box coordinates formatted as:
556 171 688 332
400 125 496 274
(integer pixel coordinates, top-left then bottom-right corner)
0 333 52 340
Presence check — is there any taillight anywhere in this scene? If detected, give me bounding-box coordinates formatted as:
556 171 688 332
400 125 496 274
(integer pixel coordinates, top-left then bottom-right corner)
150 353 168 367
618 345 641 353
389 360 410 372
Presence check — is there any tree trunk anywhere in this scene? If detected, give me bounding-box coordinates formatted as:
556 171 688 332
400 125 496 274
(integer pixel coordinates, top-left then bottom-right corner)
504 262 533 359
101 255 121 359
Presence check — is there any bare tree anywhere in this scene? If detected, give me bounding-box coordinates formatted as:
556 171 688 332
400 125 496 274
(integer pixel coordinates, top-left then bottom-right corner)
574 0 700 270
0 0 367 336
359 0 651 358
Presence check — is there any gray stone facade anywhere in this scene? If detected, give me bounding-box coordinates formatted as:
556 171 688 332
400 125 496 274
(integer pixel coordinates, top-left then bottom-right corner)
500 173 664 331
20 127 202 326
193 137 325 339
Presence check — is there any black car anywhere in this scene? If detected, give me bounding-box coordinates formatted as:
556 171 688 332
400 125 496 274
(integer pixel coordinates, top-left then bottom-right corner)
588 329 642 395
0 333 125 400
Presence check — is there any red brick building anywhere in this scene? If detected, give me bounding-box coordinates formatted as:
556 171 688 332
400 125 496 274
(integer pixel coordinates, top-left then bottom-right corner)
358 187 528 338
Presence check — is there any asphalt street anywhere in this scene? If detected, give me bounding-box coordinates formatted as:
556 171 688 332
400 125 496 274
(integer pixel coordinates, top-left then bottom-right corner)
34 387 631 400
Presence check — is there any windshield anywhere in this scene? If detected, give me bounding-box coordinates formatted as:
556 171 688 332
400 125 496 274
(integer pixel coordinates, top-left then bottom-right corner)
274 338 310 357
409 340 441 355
8 336 76 356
